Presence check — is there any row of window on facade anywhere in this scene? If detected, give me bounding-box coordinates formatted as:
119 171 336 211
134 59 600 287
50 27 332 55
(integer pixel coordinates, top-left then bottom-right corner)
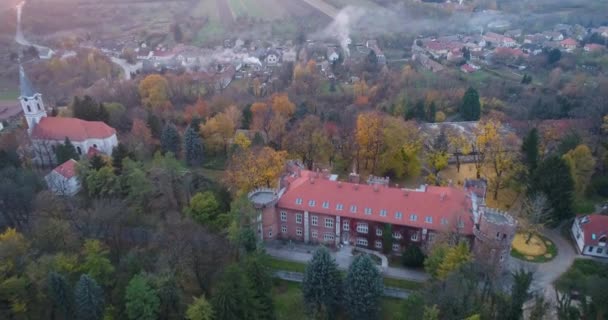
288 203 462 226
275 223 435 243
355 238 403 252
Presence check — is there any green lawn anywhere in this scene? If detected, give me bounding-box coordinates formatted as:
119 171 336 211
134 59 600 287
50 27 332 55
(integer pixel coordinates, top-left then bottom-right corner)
267 257 424 290
0 89 19 101
510 233 558 263
272 279 406 320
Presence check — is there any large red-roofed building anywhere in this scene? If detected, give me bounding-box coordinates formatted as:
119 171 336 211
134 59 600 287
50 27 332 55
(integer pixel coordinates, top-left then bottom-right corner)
572 214 608 258
250 163 517 271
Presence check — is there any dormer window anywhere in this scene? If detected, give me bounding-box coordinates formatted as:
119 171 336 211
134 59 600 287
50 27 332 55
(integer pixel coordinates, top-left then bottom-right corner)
295 198 302 205
308 200 316 207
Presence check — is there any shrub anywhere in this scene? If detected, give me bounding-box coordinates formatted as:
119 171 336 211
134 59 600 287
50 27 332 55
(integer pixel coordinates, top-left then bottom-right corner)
401 245 425 268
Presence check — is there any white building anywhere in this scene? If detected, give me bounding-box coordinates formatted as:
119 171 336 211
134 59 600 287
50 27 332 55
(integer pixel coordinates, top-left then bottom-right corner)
571 214 608 258
19 66 118 166
45 159 81 196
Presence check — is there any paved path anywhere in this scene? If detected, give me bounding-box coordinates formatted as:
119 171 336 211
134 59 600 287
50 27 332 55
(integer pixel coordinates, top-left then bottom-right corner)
264 241 428 282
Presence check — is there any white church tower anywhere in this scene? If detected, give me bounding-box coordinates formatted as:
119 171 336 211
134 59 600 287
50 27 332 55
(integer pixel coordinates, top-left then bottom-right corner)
18 65 47 134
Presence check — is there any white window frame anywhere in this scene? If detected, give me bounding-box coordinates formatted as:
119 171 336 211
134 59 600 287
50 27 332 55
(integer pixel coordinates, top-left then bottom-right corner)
392 243 401 252
364 208 372 215
376 228 383 236
411 232 419 241
296 213 303 224
311 215 318 226
280 211 287 222
308 200 316 207
375 240 383 249
281 225 287 233
343 220 350 231
410 214 417 221
296 227 303 236
379 209 387 217
325 218 334 229
295 198 302 205
425 216 433 224
428 233 436 242
356 238 368 247
324 233 335 241
441 218 448 225
350 205 357 213
322 201 330 208
312 230 318 239
395 211 403 219
336 203 344 211
393 232 402 239
356 223 368 234
268 228 273 238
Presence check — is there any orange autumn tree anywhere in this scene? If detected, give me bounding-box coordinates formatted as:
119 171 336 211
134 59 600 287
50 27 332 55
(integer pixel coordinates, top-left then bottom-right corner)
224 147 287 194
355 112 384 172
184 98 209 123
201 112 236 155
250 93 295 146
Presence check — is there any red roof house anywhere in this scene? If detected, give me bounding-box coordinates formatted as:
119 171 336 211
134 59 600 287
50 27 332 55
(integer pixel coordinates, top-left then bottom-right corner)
572 214 608 258
45 159 81 196
31 117 116 142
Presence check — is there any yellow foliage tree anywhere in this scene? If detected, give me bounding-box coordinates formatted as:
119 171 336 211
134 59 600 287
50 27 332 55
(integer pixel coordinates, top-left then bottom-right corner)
378 117 422 179
233 132 252 150
201 112 236 155
437 241 471 279
563 144 596 197
224 147 287 194
138 74 171 110
356 112 384 172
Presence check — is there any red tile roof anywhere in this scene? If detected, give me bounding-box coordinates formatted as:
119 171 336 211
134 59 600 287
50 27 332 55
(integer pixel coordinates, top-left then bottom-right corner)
278 170 474 234
53 159 78 179
579 214 608 246
31 117 116 142
560 38 578 47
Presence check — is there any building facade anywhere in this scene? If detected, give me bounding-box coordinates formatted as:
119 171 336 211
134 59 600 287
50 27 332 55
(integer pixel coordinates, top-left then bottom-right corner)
249 163 517 271
571 214 608 258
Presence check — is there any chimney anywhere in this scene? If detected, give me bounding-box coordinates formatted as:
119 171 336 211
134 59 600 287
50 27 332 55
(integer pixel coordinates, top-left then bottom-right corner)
349 172 360 184
373 185 379 192
395 184 399 189
354 184 359 190
337 181 343 188
309 177 315 184
440 192 446 201
403 190 409 197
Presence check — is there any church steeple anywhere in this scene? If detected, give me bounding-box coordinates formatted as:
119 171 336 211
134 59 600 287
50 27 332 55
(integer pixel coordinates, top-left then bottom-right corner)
18 65 47 133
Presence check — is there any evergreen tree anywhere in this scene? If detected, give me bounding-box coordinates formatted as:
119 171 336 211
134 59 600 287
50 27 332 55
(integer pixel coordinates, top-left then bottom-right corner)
184 126 204 167
72 96 110 123
48 272 73 320
507 270 533 320
98 103 110 124
343 254 384 320
74 274 105 320
521 128 539 174
243 253 275 320
460 88 481 121
112 143 132 174
402 245 426 268
160 123 181 156
211 265 259 320
428 102 437 123
529 156 575 222
89 155 106 170
366 50 379 72
302 247 342 319
547 48 562 64
147 113 162 139
186 296 213 320
55 137 79 163
125 274 160 320
382 224 393 254
242 104 252 129
414 100 426 120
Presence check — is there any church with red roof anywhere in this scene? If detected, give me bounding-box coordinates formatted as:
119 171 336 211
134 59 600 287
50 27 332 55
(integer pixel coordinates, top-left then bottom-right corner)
19 66 118 165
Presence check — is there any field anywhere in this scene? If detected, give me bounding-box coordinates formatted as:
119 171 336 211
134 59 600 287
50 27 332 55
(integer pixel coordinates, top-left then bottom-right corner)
272 279 406 320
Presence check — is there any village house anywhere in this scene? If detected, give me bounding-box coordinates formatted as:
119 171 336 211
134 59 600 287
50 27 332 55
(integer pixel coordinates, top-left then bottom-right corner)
584 43 605 53
366 40 386 64
45 159 81 196
460 63 480 73
560 38 578 52
483 32 517 48
265 49 281 66
327 47 340 62
571 214 608 258
413 53 445 72
249 164 517 272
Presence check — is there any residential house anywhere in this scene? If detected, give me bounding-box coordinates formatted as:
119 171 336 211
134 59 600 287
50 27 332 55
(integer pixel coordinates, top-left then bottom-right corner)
413 54 445 72
460 63 480 73
265 49 281 66
483 32 517 48
45 159 81 196
542 31 564 41
366 40 386 64
571 214 608 258
560 38 578 52
327 47 340 62
584 43 605 52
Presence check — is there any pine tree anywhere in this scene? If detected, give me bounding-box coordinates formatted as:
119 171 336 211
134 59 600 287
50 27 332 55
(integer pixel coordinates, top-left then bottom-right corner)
507 270 533 320
160 123 181 156
184 126 204 167
460 88 481 121
55 137 79 163
302 247 342 319
112 143 132 174
89 155 106 170
521 128 539 174
529 156 575 222
125 274 160 320
343 254 384 320
402 245 425 268
243 253 275 320
48 272 73 319
147 113 162 138
74 274 105 320
211 265 259 320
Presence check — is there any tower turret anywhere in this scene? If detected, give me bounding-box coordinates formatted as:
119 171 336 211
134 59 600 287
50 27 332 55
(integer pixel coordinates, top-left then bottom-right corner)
18 65 47 133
